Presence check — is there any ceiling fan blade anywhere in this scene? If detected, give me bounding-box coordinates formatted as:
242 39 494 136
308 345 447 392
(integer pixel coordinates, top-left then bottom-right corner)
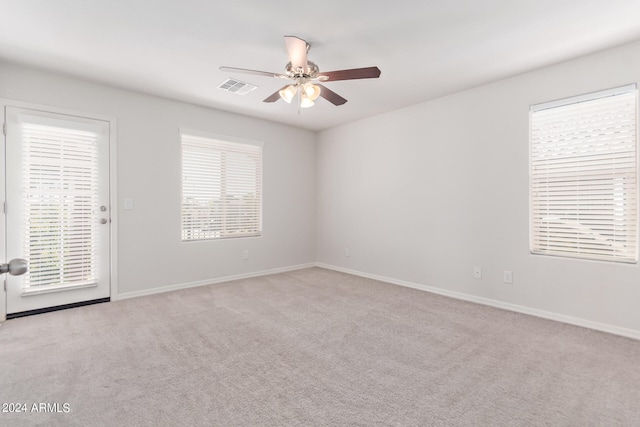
284 35 308 72
263 85 290 103
219 66 288 79
318 66 381 82
317 84 347 106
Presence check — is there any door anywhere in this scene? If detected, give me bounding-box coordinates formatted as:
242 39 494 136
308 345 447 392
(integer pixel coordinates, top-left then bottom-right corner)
5 106 111 315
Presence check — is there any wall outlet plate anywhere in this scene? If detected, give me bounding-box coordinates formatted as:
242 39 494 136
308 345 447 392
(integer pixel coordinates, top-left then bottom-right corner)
473 266 482 279
503 270 513 284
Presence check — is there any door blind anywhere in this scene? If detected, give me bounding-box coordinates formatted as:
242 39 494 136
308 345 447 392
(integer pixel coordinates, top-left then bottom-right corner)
21 122 100 288
530 86 638 263
181 132 262 240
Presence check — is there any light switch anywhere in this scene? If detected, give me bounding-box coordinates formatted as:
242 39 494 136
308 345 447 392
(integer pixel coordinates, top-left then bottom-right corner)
124 198 134 210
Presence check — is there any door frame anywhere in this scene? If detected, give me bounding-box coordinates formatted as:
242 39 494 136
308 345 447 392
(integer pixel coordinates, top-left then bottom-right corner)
0 99 118 321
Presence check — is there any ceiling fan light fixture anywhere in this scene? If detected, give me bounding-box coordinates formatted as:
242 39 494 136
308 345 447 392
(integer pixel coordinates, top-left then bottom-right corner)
303 83 321 101
300 92 315 108
279 85 297 103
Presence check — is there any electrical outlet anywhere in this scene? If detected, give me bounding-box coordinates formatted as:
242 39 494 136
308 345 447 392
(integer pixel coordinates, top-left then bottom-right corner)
345 247 350 257
503 270 513 284
473 266 482 279
243 250 249 260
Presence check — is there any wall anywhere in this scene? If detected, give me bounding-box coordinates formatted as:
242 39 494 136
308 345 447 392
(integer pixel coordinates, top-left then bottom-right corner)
317 40 640 336
0 61 317 297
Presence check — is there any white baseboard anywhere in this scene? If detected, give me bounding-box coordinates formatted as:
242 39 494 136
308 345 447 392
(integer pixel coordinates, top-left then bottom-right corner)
114 261 640 341
115 263 316 301
315 262 640 341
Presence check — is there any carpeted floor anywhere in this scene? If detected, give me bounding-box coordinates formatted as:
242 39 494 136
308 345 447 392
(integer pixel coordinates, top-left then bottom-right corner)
1 267 639 426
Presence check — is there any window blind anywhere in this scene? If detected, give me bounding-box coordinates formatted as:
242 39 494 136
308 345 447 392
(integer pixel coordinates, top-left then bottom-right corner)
22 122 100 287
530 86 638 263
181 132 262 241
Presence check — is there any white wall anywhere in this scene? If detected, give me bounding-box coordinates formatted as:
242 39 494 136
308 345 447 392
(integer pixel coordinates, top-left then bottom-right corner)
317 40 640 335
0 61 317 297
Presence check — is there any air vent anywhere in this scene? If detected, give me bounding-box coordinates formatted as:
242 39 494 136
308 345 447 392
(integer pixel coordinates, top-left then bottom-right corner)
218 78 257 95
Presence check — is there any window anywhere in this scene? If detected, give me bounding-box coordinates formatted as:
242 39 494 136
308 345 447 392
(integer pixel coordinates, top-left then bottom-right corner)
18 115 105 288
181 130 262 241
530 85 638 263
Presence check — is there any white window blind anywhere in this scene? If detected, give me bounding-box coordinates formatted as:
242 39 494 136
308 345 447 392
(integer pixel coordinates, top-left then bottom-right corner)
181 131 262 241
22 122 100 288
530 85 638 263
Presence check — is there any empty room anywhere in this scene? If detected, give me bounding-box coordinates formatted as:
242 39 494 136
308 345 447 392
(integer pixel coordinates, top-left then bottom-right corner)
1 1 640 425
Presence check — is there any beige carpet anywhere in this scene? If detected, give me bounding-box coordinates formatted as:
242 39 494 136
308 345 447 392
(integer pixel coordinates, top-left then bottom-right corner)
1 267 639 426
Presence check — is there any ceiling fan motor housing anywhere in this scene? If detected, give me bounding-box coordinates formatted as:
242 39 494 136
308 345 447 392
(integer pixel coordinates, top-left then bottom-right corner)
286 60 319 81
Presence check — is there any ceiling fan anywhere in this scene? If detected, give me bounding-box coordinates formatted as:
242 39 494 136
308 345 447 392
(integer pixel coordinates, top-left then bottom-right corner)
220 36 381 108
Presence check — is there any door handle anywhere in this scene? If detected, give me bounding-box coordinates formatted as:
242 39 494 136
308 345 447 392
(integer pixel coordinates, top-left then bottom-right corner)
0 258 28 276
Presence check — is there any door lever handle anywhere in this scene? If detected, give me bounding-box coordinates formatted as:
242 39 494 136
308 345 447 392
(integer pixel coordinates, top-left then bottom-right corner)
0 258 28 276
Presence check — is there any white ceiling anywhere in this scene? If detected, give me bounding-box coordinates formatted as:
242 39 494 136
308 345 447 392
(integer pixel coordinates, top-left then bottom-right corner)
1 0 640 131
